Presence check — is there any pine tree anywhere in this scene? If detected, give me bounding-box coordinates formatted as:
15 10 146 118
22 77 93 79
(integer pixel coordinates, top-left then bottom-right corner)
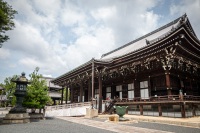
23 67 52 112
0 0 17 46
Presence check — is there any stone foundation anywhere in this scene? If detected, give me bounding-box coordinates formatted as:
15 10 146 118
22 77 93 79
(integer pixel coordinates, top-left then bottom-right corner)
29 113 44 122
109 115 119 122
3 113 30 124
85 108 98 118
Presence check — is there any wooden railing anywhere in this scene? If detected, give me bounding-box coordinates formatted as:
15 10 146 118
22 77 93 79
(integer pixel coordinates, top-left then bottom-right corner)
113 95 200 103
45 102 91 111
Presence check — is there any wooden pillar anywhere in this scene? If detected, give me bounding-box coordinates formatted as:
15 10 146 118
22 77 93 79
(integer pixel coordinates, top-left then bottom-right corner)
88 80 91 101
61 87 64 105
165 70 171 95
80 82 83 102
192 104 196 116
139 105 143 115
91 60 95 108
70 86 74 103
158 104 162 116
148 76 151 97
189 79 193 95
98 70 102 113
181 103 186 118
65 87 68 104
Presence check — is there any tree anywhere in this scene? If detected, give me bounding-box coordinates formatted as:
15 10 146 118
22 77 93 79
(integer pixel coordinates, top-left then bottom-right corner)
0 75 17 106
0 0 17 46
23 67 52 112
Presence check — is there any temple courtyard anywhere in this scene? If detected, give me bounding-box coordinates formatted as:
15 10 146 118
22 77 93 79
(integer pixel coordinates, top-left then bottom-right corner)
0 112 200 133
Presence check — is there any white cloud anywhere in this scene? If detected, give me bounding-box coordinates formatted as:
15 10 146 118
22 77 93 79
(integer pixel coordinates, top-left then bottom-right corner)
0 48 10 59
19 57 43 70
61 9 86 27
1 0 199 82
91 6 117 21
5 21 49 59
42 74 52 78
88 0 160 46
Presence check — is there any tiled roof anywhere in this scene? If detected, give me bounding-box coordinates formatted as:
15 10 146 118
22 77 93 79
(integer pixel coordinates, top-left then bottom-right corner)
101 15 184 60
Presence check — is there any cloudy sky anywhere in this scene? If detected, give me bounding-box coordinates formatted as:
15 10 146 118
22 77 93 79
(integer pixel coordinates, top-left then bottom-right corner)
0 0 200 83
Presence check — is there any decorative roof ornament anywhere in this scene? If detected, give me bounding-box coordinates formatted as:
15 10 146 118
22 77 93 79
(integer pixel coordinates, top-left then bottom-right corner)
179 13 187 24
146 39 150 45
171 26 175 31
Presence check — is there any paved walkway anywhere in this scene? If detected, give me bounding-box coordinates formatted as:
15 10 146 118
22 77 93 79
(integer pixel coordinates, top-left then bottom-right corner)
98 114 200 128
57 116 172 133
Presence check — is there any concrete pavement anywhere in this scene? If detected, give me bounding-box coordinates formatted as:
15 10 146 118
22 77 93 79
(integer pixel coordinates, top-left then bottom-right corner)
98 114 200 128
57 116 172 133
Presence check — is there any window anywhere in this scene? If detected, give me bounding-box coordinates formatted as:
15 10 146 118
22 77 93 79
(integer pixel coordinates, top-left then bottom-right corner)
116 85 122 99
106 87 111 99
106 93 111 98
140 81 148 88
128 83 134 99
140 89 149 99
95 89 99 94
106 87 111 92
128 91 134 99
128 83 134 90
116 85 122 91
140 81 149 99
95 94 99 99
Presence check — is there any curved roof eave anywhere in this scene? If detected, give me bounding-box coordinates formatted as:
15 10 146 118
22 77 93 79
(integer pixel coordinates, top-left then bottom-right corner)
51 58 113 84
101 14 188 60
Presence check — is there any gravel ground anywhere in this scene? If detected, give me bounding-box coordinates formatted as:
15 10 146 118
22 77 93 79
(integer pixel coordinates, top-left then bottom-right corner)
0 118 115 133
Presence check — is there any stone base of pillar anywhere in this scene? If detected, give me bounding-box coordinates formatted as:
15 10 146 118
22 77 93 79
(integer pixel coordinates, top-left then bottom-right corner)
85 108 98 118
3 113 30 124
109 115 119 122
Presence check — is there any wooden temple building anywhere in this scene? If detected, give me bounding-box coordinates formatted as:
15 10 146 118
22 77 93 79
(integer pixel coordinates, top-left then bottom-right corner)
42 77 63 105
51 14 200 118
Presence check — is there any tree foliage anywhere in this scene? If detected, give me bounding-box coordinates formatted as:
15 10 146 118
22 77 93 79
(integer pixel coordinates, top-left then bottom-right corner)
0 0 17 45
0 75 17 106
23 67 52 109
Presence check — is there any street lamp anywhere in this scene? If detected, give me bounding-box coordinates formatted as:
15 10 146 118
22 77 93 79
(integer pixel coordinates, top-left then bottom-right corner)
9 72 30 113
3 72 31 124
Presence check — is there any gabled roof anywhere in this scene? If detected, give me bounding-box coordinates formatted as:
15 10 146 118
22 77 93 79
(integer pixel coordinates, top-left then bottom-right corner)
101 14 194 60
52 14 199 85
